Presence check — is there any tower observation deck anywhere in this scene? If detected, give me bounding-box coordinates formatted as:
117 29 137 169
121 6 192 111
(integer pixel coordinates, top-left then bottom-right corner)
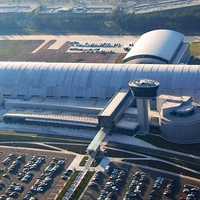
129 79 160 133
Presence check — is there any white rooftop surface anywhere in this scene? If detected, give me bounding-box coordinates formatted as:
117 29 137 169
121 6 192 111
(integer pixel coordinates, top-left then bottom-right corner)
5 98 105 111
0 5 36 13
100 90 128 116
124 30 184 63
87 128 106 152
124 107 138 115
116 118 139 130
5 112 98 125
1 62 200 99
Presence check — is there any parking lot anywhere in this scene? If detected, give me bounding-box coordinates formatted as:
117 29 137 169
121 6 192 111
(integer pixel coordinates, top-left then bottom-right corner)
82 162 200 200
0 146 75 200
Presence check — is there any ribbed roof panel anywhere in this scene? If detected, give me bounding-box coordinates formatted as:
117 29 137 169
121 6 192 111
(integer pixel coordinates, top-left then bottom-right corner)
0 62 199 99
124 30 184 63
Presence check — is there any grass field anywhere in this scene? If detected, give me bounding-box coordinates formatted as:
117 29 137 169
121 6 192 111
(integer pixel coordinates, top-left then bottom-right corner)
56 171 80 200
124 159 200 179
0 39 122 63
49 143 87 154
0 40 43 60
135 134 200 156
0 131 90 144
79 156 89 166
0 142 59 151
70 171 95 200
55 171 94 200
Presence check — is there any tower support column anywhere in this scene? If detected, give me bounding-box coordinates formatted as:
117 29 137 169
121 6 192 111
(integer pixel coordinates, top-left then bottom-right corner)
136 98 150 133
129 79 160 134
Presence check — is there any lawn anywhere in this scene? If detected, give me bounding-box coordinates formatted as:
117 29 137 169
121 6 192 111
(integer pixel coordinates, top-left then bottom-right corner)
49 143 87 154
124 160 200 179
56 170 94 200
79 156 89 166
135 134 200 156
190 42 200 57
0 40 43 60
0 142 59 151
70 171 95 200
56 171 80 200
0 131 90 144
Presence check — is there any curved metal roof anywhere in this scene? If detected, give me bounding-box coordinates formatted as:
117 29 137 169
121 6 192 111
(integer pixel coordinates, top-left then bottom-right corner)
0 62 200 99
126 57 166 64
123 29 184 63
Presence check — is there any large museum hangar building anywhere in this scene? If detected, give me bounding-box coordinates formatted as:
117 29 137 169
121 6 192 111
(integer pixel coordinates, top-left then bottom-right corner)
123 29 191 64
0 62 198 99
0 29 197 144
0 62 199 143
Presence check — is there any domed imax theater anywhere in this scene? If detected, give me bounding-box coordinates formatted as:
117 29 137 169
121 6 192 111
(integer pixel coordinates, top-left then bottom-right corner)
123 29 191 64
